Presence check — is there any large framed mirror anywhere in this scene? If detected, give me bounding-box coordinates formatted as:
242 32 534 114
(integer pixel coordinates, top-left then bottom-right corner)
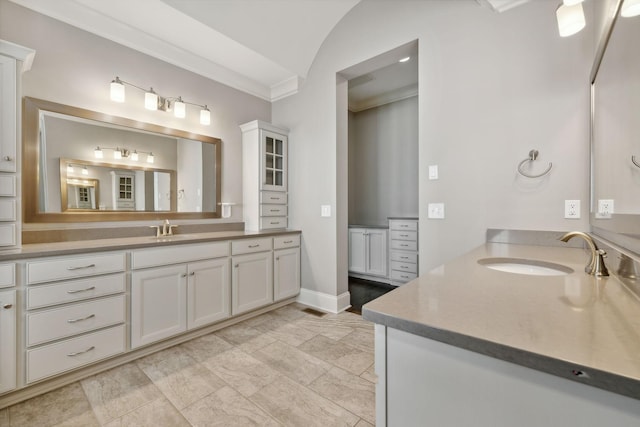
23 97 222 222
590 0 640 254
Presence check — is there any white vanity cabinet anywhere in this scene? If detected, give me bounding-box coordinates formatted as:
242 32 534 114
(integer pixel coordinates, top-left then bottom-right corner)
348 227 388 279
130 242 231 349
274 235 300 301
0 289 16 394
24 252 126 384
240 120 289 231
231 238 273 315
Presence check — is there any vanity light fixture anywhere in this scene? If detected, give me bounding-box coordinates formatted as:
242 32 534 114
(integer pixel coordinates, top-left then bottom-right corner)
147 152 155 164
67 164 74 174
94 146 155 163
109 76 212 125
94 146 104 159
621 0 640 17
82 167 89 176
556 2 586 37
130 150 139 161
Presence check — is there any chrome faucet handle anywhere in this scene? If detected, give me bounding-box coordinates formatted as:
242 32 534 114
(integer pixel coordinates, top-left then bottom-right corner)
593 249 609 277
149 225 162 237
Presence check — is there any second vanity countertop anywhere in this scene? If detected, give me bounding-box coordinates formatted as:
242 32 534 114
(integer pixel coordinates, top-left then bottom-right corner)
362 242 640 399
0 229 301 261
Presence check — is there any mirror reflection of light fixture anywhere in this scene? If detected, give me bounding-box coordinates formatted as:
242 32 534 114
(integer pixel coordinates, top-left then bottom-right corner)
94 146 104 159
622 0 640 17
109 76 212 125
556 2 585 37
82 167 89 176
147 152 155 164
67 164 74 174
94 146 155 163
131 150 139 161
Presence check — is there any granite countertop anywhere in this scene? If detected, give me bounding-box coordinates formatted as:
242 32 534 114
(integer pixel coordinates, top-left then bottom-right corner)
362 243 640 400
0 229 301 260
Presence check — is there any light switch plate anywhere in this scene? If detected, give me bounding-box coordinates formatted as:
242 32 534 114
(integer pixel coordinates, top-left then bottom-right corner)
428 165 439 180
321 205 331 217
428 203 445 219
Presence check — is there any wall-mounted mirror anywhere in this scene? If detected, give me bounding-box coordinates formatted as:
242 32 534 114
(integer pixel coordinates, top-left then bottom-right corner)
23 97 222 222
591 0 640 254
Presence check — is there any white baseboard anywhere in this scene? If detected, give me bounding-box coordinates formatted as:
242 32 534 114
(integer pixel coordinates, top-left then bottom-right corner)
296 288 351 314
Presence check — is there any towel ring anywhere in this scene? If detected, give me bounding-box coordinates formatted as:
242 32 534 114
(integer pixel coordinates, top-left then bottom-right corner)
517 149 552 179
632 155 640 169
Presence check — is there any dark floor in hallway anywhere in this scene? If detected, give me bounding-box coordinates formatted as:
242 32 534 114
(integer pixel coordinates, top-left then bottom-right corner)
348 277 395 314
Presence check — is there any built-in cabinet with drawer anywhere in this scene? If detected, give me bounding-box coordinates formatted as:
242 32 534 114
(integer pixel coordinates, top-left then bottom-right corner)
24 252 126 384
0 263 16 394
241 120 289 231
231 237 273 315
348 227 388 279
274 235 301 301
0 41 35 249
131 242 230 349
388 218 419 285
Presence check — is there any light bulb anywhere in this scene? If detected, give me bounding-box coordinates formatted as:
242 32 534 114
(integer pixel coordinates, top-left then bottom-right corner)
145 89 158 110
147 152 155 164
556 3 585 37
174 97 186 118
131 150 139 161
110 77 125 102
67 164 74 174
621 0 640 17
200 106 211 125
113 148 122 160
82 167 89 176
94 147 103 159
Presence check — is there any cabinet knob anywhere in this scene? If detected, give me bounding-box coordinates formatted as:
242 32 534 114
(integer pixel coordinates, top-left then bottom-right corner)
3 156 13 161
181 273 188 278
2 303 12 309
235 264 239 268
189 271 195 276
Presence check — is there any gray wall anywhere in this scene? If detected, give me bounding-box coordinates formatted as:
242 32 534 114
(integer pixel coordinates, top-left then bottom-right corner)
348 96 418 226
273 0 595 299
0 0 271 226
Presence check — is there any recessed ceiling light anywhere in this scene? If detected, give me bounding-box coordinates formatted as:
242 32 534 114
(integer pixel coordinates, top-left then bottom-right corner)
399 56 411 63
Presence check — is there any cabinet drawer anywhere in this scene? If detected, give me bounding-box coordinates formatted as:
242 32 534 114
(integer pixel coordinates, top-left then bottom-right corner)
274 234 300 249
260 191 287 204
390 251 418 264
390 240 418 251
26 295 125 346
260 217 287 230
232 237 272 255
132 241 229 269
389 220 417 231
27 273 125 309
26 325 125 384
0 224 16 247
0 199 16 221
0 263 15 288
390 230 417 241
27 253 125 284
391 261 418 274
0 175 16 197
260 204 287 217
390 270 418 283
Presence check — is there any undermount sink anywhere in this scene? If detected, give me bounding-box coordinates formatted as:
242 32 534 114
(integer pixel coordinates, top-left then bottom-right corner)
478 257 574 276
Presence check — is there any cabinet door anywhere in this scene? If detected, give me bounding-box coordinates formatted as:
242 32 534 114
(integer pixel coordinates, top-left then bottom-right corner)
231 252 273 315
348 229 367 274
131 265 187 348
260 130 287 192
274 247 300 301
187 258 231 330
0 56 17 172
0 289 16 393
366 229 388 277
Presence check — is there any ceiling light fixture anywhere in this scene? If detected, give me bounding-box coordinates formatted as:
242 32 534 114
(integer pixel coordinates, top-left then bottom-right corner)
556 2 585 37
562 0 584 5
621 0 640 17
109 76 212 125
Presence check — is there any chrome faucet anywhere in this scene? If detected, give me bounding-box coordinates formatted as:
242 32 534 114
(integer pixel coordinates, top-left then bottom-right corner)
149 219 178 237
559 231 609 277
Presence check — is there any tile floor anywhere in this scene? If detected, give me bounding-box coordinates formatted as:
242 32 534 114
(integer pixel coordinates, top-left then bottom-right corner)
0 304 376 426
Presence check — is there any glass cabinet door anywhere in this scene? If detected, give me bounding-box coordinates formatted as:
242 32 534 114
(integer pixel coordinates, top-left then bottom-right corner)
261 130 287 191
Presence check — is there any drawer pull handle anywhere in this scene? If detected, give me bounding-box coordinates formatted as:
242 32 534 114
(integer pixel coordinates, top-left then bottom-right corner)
400 234 409 237
67 346 95 357
67 264 96 271
400 244 408 247
284 240 293 243
270 209 279 212
67 286 96 294
400 225 408 227
67 314 95 323
270 222 279 225
401 256 409 259
270 197 279 200
401 275 409 279
401 266 409 269
2 303 12 309
249 244 260 248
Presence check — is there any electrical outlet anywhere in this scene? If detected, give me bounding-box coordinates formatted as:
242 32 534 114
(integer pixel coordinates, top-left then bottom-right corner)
564 200 580 219
598 199 614 216
428 203 445 219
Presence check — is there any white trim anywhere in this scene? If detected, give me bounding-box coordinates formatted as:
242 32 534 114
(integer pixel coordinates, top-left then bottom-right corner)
296 288 351 314
0 39 35 72
349 84 418 113
271 76 303 102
